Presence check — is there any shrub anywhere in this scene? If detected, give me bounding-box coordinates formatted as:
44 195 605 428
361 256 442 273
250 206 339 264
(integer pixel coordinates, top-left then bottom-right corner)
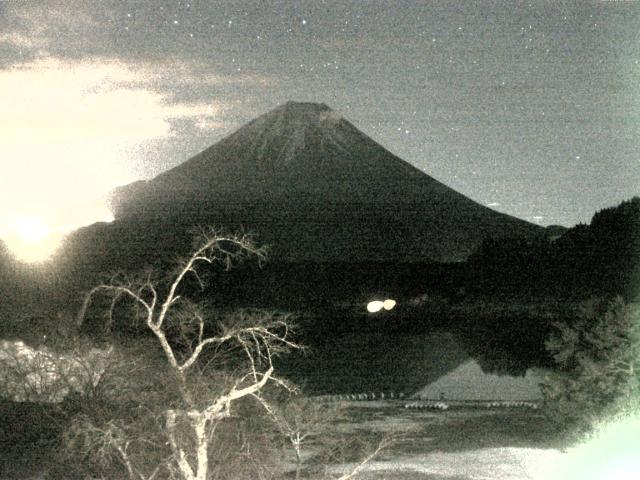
541 296 640 435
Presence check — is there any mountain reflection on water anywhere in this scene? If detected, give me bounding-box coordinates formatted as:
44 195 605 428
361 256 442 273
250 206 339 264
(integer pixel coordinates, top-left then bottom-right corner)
277 330 524 396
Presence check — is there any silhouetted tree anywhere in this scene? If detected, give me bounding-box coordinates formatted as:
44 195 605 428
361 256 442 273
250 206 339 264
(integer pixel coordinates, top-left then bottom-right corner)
467 235 550 293
467 197 640 298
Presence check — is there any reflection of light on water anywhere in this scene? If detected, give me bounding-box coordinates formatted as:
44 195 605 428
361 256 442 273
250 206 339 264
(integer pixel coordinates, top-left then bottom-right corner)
328 447 566 479
542 413 640 480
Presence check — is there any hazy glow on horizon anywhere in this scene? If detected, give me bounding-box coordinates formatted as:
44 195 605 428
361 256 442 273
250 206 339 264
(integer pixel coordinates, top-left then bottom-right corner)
1 215 62 263
0 58 223 262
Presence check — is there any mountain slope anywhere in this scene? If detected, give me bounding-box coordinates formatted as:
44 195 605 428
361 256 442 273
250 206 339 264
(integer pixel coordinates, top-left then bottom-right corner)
103 101 541 264
113 102 446 205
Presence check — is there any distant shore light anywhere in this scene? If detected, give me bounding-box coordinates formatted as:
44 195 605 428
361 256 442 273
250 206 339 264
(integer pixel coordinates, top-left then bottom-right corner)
383 299 397 310
366 300 384 313
367 298 397 313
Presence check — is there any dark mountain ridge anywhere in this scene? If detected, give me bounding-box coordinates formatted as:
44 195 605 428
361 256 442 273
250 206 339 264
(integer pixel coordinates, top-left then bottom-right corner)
102 101 542 265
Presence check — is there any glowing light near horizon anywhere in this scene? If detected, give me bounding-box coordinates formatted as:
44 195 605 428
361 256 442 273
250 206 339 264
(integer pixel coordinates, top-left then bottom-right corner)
13 216 50 244
0 203 116 263
1 215 62 263
0 58 225 250
366 298 397 313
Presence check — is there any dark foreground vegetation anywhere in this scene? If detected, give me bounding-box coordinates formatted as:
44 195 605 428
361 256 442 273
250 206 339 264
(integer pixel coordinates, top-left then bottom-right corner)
0 197 638 478
1 230 389 480
467 196 640 301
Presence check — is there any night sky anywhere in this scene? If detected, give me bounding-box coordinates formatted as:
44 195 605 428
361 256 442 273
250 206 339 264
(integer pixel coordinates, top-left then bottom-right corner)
1 0 639 251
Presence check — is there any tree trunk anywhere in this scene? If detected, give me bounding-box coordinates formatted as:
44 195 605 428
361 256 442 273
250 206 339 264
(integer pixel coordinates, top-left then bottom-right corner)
192 413 209 480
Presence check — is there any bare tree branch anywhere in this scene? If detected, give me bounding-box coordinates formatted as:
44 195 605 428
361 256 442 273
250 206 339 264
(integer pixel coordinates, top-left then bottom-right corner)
73 228 297 480
334 437 394 480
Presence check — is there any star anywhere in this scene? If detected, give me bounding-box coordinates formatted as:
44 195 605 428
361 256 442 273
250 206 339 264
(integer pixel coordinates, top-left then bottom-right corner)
0 0 633 231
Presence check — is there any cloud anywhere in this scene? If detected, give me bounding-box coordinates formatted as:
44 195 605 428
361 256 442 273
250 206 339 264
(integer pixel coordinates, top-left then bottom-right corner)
0 57 235 232
0 59 167 144
0 32 40 49
0 57 236 142
0 1 296 245
0 1 100 63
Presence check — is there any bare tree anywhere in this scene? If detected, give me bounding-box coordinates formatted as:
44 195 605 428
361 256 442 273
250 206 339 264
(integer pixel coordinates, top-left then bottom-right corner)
331 437 394 480
76 228 300 480
252 395 340 479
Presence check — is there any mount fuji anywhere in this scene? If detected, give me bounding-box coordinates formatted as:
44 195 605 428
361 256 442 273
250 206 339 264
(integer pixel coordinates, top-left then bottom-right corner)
100 101 541 266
